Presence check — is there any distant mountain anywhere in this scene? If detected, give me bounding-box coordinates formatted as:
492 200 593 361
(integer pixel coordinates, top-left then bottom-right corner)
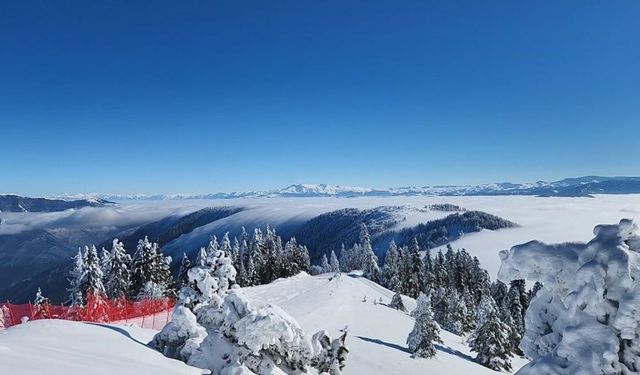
0 194 113 212
48 176 640 200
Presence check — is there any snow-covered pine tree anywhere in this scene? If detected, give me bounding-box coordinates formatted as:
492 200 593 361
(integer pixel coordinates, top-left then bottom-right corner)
33 287 50 319
196 247 208 267
130 237 174 299
506 283 525 340
443 290 467 335
490 280 508 308
320 254 330 273
382 240 401 292
338 243 349 272
311 330 350 375
389 292 406 312
68 249 85 307
80 245 109 321
432 250 448 292
329 250 340 273
80 245 106 300
421 249 434 294
470 309 513 371
232 237 247 286
407 237 423 298
360 223 380 282
129 237 154 299
100 247 111 279
469 294 499 352
105 239 131 300
509 279 528 325
220 232 232 257
178 253 192 288
407 293 442 358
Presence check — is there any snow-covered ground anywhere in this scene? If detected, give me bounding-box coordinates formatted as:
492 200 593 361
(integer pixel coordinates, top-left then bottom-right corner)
0 272 528 374
245 272 529 374
0 320 203 375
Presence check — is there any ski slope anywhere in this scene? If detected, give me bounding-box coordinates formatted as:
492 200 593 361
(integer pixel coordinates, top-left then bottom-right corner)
0 320 202 375
1 272 528 374
245 272 529 374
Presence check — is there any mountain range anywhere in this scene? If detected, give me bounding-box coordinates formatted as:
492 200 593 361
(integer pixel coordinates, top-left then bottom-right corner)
48 176 640 201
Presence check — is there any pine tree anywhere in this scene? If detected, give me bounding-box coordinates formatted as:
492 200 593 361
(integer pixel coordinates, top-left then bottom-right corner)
178 253 192 288
382 241 401 292
360 223 380 282
311 330 350 374
407 293 443 358
421 249 434 294
329 250 340 273
338 243 349 272
389 292 406 312
406 238 422 298
506 283 525 339
469 294 499 351
220 232 232 257
68 249 86 307
100 247 111 278
470 310 513 371
444 290 467 335
320 254 330 273
130 237 173 299
80 245 106 299
105 239 131 299
33 287 50 319
196 247 208 267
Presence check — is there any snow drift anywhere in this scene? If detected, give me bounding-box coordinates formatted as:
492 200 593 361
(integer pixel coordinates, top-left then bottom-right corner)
498 218 640 374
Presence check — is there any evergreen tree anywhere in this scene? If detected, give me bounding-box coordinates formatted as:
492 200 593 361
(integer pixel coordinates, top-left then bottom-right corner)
329 250 340 273
196 247 208 267
443 290 467 335
470 310 513 371
407 293 442 358
178 253 192 288
407 238 422 298
311 330 350 375
68 249 86 307
421 249 434 294
33 287 50 319
320 254 330 273
360 223 380 282
105 239 132 299
220 232 232 257
79 245 106 299
490 280 508 308
506 283 525 338
389 292 406 312
338 243 349 272
381 241 401 292
100 247 111 278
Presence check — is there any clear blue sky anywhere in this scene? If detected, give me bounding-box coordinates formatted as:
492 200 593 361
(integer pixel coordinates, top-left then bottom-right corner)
1 1 639 195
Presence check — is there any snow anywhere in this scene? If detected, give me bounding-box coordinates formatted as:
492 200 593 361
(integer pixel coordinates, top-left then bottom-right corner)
497 219 640 374
1 272 528 374
0 320 204 375
244 272 529 374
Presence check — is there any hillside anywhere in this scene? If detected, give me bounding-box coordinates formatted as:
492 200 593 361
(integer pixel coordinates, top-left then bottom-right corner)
0 195 112 212
0 272 528 374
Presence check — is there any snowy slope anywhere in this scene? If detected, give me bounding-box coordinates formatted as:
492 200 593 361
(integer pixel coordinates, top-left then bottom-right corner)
245 272 528 374
0 320 202 375
1 273 527 374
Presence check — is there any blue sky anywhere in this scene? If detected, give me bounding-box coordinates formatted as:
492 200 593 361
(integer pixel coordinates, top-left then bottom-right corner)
1 1 639 195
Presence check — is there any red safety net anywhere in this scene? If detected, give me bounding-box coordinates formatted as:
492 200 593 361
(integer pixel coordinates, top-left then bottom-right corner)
0 292 174 330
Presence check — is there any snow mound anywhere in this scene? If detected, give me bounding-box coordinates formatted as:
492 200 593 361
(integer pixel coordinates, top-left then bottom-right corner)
0 320 203 375
498 219 640 374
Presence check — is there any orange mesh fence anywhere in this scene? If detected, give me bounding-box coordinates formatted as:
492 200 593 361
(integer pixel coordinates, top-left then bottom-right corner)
1 293 174 330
